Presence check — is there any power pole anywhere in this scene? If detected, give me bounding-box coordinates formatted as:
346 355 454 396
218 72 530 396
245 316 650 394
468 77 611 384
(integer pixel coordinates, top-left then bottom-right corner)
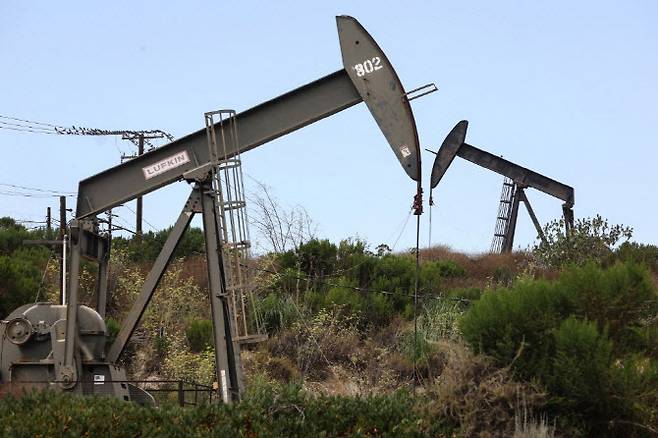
136 134 144 237
121 131 169 237
46 207 52 236
59 196 66 305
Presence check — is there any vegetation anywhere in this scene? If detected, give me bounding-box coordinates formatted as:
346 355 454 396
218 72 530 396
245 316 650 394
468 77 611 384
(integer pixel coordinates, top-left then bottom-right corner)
461 262 658 436
1 213 658 436
533 214 633 268
0 217 53 317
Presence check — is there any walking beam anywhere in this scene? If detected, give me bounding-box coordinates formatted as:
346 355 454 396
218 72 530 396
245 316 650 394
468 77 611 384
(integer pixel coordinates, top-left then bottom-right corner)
76 16 421 219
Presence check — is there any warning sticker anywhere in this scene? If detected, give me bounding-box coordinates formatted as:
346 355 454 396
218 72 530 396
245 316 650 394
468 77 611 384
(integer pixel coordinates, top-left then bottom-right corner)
93 374 105 385
142 150 191 180
399 145 412 158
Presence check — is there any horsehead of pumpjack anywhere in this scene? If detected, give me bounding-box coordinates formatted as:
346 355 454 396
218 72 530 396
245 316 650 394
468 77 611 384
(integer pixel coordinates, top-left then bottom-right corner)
0 16 433 404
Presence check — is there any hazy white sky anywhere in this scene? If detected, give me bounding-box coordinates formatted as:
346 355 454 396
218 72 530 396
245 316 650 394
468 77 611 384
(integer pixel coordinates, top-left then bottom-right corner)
1 1 656 253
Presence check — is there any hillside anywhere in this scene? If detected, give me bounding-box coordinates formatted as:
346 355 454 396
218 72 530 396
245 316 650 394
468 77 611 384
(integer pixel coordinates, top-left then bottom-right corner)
1 216 657 436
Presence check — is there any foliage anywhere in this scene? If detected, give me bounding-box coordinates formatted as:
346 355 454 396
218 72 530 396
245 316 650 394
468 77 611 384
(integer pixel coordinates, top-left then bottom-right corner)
186 319 213 353
615 241 658 273
0 217 52 318
419 298 465 343
112 226 206 263
162 346 216 386
105 317 120 346
0 387 451 437
257 293 301 334
267 307 361 380
267 238 468 327
461 262 658 436
533 214 633 268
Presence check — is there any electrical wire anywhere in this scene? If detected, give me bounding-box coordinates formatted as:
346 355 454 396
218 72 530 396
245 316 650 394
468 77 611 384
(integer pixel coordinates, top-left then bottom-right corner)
391 208 413 251
0 182 75 195
122 204 157 232
0 114 174 145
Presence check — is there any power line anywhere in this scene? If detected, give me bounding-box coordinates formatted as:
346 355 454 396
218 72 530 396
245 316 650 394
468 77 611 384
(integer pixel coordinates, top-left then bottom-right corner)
122 204 157 232
0 190 75 198
0 115 174 146
0 182 75 195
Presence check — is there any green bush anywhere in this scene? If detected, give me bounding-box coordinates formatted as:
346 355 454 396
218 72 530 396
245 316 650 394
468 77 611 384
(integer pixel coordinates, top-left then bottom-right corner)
105 317 120 346
445 286 482 301
0 388 451 437
460 278 572 379
558 262 658 350
614 242 658 273
186 319 213 353
257 293 301 333
547 318 613 417
112 226 205 263
533 214 633 268
461 262 658 435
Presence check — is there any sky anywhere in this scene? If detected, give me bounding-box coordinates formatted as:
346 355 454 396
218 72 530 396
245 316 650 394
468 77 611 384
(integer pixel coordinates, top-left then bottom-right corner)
1 1 656 253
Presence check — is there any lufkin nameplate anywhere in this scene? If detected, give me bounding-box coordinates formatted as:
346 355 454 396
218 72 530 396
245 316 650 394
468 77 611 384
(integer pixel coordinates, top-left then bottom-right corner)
142 151 190 180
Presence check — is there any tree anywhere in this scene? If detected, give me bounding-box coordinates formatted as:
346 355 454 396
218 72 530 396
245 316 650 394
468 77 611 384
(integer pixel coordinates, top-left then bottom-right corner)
533 214 633 268
247 180 316 253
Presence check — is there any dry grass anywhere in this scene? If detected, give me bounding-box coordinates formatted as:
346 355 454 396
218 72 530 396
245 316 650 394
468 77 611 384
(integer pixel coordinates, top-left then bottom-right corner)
426 340 547 438
421 244 554 290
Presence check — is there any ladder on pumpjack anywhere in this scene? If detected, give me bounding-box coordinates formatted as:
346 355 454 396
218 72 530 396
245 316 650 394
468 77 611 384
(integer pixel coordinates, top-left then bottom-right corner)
205 110 266 345
491 177 518 253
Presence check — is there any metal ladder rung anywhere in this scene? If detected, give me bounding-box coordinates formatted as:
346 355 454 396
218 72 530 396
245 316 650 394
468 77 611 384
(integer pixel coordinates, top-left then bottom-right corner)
221 200 246 211
217 158 241 169
223 241 251 250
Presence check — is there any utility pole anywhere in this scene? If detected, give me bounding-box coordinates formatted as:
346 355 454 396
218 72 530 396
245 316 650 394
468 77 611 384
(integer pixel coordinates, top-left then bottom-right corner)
59 196 66 305
136 134 144 237
46 207 52 236
121 131 169 237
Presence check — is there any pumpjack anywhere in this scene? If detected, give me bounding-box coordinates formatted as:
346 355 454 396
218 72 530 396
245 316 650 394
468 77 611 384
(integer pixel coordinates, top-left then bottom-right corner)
0 16 426 403
429 120 574 252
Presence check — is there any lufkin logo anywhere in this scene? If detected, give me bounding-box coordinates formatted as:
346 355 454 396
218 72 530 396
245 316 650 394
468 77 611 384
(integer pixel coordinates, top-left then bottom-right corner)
142 151 190 180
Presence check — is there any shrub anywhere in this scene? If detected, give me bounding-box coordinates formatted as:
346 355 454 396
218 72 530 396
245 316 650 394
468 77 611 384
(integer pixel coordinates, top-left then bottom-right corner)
546 318 614 418
445 286 482 301
428 341 547 437
533 214 632 268
460 278 573 379
557 262 658 350
111 226 206 263
614 242 658 273
186 319 213 353
105 317 120 346
461 262 658 435
257 293 301 334
0 386 454 436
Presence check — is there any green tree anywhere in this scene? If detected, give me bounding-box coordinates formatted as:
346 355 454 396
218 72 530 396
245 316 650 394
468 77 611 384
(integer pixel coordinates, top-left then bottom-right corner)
533 214 632 268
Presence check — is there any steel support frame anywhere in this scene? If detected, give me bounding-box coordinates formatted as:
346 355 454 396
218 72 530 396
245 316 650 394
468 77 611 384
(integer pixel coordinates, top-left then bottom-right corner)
517 189 547 244
501 186 521 253
107 191 199 363
198 179 243 402
104 180 243 401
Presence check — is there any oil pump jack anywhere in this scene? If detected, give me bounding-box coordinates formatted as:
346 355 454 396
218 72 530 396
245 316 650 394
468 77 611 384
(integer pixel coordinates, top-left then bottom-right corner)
428 121 574 252
0 16 426 403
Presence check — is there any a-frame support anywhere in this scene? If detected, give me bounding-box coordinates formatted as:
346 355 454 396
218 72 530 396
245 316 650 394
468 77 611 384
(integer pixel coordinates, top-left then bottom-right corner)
500 186 548 253
64 174 243 401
